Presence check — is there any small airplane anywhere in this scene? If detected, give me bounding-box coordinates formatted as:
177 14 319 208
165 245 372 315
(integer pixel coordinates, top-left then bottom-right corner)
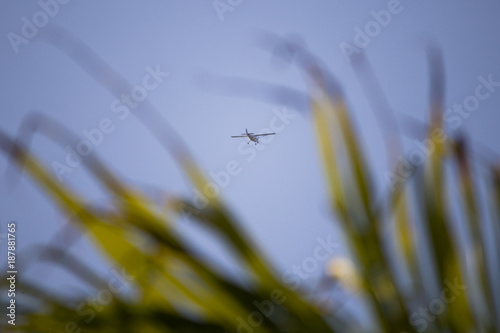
231 129 276 145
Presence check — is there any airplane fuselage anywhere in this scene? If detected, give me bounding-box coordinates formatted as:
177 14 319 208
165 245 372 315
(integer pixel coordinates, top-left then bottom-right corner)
247 133 258 143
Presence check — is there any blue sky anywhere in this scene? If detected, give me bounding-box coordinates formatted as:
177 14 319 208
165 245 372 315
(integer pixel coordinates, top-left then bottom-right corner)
1 0 500 323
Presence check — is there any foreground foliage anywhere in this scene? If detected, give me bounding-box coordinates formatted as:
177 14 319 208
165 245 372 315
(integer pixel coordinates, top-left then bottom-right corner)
1 29 499 332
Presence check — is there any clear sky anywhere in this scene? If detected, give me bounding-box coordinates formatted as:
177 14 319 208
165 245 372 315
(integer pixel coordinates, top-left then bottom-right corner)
1 0 500 319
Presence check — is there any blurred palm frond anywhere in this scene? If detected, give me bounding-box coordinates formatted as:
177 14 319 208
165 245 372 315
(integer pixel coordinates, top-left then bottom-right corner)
1 31 499 333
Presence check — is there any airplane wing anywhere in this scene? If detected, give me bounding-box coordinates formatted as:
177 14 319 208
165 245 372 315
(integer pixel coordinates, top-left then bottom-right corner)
254 133 276 137
231 135 247 138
